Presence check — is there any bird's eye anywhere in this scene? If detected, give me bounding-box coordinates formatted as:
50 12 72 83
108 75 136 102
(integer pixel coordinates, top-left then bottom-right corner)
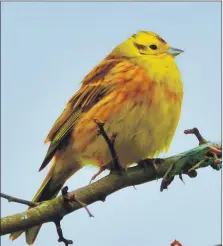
149 44 157 50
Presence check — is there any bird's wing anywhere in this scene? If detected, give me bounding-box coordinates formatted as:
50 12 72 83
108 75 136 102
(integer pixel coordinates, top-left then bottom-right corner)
39 55 134 171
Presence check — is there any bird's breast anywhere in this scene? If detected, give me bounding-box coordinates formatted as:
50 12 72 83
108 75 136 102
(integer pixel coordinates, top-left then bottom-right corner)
73 74 183 168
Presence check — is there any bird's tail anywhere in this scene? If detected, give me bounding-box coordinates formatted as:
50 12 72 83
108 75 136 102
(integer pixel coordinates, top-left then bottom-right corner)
9 159 81 245
9 162 60 245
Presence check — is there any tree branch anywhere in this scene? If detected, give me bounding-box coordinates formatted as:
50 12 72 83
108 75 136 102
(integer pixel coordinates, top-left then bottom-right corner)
0 193 38 207
1 132 221 237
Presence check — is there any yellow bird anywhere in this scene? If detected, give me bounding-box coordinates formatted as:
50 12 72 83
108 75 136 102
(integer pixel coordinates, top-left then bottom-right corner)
10 30 183 244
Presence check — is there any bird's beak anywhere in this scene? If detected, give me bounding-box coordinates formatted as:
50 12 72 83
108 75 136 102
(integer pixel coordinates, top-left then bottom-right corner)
167 47 184 57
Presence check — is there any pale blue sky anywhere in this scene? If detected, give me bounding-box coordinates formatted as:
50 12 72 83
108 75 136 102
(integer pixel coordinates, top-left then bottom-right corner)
1 2 221 246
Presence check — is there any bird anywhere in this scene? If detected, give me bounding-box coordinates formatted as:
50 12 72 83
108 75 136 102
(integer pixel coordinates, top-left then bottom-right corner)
10 30 184 245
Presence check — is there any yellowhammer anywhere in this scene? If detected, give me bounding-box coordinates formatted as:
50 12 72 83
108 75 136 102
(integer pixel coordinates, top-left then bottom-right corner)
10 30 183 244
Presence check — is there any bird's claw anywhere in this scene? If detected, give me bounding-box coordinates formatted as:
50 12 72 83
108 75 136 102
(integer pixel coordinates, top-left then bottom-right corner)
89 166 106 184
109 166 127 176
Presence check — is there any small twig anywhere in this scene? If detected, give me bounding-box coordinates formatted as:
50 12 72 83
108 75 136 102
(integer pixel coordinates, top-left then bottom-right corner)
62 186 94 217
54 219 73 246
184 127 207 145
54 187 93 245
74 197 94 218
94 119 121 170
0 192 38 207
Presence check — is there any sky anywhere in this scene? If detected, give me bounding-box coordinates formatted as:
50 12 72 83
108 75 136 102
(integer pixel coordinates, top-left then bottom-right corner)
1 2 221 246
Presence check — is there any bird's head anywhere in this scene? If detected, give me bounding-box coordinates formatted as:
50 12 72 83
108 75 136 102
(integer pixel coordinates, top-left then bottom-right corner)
113 30 183 59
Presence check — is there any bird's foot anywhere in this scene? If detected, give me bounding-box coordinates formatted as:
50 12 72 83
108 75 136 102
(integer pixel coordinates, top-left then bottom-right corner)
109 165 127 176
89 166 106 184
